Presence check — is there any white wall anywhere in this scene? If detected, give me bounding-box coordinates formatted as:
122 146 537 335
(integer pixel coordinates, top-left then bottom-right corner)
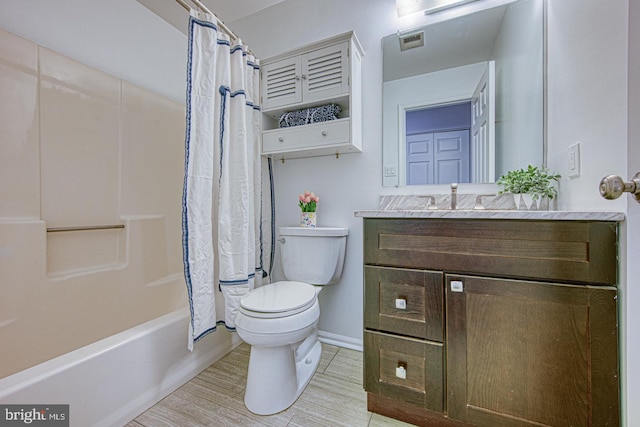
492 0 544 175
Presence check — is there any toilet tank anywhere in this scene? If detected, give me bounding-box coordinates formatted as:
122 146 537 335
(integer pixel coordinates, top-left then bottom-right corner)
279 227 348 285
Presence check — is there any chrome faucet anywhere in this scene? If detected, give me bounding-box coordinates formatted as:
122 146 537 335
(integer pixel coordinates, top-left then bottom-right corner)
450 183 458 210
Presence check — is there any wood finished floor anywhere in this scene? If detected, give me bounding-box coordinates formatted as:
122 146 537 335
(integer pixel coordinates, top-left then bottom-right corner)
125 343 414 427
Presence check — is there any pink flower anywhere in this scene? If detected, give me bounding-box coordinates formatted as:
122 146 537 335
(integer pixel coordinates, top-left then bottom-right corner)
298 190 319 213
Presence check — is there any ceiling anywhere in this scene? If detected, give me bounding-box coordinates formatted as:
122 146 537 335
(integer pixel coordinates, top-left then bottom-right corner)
200 0 286 23
136 0 286 36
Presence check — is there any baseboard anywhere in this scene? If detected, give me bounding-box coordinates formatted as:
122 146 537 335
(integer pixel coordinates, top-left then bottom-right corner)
318 330 363 352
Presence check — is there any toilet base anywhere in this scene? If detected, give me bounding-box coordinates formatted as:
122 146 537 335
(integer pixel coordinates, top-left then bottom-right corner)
244 338 322 415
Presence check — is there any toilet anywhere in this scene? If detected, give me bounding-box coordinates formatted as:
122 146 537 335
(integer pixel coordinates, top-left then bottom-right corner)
235 226 348 415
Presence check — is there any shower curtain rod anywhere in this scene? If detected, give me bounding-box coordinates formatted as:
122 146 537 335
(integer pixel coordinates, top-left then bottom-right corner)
175 0 253 54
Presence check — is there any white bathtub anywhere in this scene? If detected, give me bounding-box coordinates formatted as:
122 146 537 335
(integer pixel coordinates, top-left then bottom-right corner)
0 308 240 427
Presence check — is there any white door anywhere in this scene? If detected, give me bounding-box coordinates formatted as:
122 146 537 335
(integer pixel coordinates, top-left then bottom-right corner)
625 1 640 422
302 41 349 104
434 130 470 184
406 130 469 184
261 56 302 110
406 133 434 185
471 61 495 183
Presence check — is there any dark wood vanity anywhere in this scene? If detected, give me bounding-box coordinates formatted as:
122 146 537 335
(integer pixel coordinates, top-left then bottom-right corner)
362 217 620 426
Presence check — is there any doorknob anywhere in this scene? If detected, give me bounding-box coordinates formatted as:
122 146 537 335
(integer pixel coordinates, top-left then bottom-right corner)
599 172 640 202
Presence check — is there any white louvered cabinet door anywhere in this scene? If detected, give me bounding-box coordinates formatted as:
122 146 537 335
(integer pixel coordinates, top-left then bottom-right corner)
301 41 349 104
261 56 302 111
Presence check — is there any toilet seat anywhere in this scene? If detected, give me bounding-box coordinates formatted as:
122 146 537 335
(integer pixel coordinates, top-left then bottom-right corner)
239 281 317 319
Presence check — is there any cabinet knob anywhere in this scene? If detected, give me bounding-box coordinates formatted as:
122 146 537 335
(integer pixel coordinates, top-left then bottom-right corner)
278 137 284 142
302 74 307 80
396 361 407 379
295 75 300 81
321 131 327 137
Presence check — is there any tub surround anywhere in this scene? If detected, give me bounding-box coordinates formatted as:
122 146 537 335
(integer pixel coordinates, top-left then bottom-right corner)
0 27 187 379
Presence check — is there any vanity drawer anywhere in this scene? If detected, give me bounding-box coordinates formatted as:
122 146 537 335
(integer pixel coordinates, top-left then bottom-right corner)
364 331 444 413
364 218 617 285
262 118 350 154
364 266 443 342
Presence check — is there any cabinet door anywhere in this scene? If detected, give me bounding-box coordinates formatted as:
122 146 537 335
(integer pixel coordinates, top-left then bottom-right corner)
364 266 443 342
302 41 349 104
446 275 619 427
261 56 302 110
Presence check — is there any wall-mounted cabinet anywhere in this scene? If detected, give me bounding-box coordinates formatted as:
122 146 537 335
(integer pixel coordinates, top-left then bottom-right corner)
260 32 362 160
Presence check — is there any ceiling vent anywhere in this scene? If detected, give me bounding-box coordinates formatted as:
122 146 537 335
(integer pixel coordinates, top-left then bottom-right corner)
399 31 425 51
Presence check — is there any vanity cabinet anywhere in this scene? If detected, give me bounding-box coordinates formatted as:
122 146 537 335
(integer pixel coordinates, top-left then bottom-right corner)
260 32 362 160
363 218 620 427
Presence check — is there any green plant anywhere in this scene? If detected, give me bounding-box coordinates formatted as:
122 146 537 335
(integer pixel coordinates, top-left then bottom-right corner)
497 165 561 200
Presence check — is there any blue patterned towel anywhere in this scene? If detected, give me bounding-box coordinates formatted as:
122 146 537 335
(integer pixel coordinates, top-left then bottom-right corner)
278 104 342 128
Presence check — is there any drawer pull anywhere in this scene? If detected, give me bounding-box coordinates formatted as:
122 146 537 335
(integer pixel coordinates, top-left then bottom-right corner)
396 361 407 379
395 297 407 310
321 131 327 136
278 137 284 142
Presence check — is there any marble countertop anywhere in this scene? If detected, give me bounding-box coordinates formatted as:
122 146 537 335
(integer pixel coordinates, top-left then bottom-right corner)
354 209 625 221
354 194 625 221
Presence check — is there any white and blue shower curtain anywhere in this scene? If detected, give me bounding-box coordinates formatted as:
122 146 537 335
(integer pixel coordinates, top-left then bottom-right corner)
182 10 273 350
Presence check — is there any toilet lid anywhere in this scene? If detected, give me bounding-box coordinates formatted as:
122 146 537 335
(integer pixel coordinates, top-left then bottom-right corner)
240 281 317 317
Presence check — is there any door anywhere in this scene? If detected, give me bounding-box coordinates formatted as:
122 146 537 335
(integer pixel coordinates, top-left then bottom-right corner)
471 61 495 183
406 133 434 185
406 130 469 185
434 130 469 184
625 1 640 421
446 275 619 427
261 56 302 110
301 41 349 103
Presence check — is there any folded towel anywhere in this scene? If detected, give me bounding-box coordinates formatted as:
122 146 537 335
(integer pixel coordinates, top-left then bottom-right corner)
278 104 342 128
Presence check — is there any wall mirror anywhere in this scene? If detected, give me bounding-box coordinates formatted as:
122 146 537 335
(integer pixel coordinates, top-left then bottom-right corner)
382 0 544 187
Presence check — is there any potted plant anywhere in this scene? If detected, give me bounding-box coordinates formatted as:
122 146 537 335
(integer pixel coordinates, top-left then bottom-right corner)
497 165 561 210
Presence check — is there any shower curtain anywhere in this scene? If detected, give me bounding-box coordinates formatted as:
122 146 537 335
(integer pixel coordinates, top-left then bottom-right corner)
182 10 273 350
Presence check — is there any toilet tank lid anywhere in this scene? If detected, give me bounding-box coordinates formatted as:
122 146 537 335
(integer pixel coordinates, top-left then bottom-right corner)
279 227 348 236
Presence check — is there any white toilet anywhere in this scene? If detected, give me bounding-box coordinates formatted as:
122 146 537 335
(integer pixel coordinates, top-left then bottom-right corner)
235 226 348 415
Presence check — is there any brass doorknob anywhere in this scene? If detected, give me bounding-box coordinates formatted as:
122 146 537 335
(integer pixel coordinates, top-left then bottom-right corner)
599 172 640 202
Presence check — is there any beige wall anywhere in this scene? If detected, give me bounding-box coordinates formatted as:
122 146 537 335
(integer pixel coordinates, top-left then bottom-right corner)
0 27 187 379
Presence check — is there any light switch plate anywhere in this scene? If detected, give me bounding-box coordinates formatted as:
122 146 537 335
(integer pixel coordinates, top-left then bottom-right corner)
568 142 581 178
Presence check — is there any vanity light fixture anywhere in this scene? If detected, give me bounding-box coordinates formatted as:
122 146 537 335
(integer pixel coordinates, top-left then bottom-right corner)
396 0 479 17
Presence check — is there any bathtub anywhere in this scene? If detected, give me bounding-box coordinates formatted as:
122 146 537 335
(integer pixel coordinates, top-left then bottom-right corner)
0 308 240 427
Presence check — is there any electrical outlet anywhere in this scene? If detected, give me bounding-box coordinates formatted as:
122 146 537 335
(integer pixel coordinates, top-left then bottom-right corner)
568 142 581 178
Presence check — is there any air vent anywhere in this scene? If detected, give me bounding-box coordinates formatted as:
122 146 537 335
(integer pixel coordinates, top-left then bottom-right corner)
399 32 424 51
